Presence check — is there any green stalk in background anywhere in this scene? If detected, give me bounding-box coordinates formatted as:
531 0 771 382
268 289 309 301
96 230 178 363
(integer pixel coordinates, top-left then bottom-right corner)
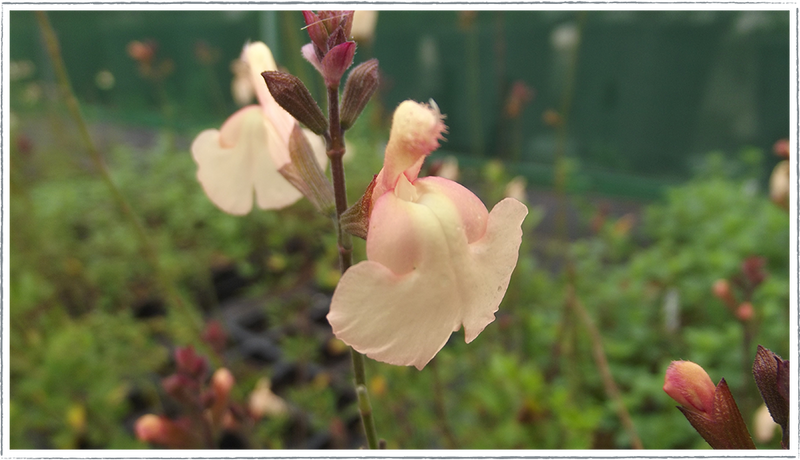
35 11 203 337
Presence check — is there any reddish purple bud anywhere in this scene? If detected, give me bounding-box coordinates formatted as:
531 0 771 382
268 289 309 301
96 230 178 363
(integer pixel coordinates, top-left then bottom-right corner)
340 59 379 130
262 70 328 135
162 374 199 405
303 11 329 53
326 24 348 50
174 345 208 379
742 256 767 288
321 41 356 87
776 359 790 402
202 320 227 355
318 10 348 34
753 345 789 447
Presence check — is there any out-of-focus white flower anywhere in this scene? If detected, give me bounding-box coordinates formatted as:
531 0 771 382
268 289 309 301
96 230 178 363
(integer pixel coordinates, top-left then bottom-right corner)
95 70 115 90
770 160 789 210
351 11 379 43
230 56 254 106
437 156 460 181
550 22 579 53
753 403 779 443
10 60 35 81
662 287 680 334
504 176 527 203
22 83 42 106
249 378 288 418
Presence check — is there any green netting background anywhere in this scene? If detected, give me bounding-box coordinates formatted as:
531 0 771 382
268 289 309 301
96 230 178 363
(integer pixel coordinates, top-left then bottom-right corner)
10 10 790 198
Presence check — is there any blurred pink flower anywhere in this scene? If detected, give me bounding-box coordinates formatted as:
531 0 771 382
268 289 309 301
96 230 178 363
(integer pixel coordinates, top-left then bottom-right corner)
327 100 528 370
192 42 326 215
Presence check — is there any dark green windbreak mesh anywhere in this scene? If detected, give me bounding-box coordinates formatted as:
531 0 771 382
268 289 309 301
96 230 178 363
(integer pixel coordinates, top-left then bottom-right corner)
10 10 790 197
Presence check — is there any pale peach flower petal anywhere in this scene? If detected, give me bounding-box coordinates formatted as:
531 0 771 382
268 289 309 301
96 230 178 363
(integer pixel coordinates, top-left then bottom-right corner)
191 106 303 215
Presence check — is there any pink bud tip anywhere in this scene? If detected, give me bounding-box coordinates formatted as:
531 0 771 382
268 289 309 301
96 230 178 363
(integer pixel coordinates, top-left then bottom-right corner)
134 414 163 442
664 360 716 414
736 302 754 321
212 368 235 396
712 279 730 299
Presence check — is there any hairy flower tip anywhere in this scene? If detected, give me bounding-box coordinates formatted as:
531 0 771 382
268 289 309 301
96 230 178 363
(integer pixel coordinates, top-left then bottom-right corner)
664 360 716 414
388 99 447 157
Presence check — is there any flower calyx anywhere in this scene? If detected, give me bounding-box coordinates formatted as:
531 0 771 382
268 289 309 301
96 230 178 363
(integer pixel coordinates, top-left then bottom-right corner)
340 59 380 130
302 10 357 88
262 70 328 135
752 345 790 448
279 124 336 217
340 174 378 239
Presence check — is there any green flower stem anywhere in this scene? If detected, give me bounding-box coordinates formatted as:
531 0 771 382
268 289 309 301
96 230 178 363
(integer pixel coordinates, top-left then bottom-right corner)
327 84 379 450
431 358 458 448
36 12 203 336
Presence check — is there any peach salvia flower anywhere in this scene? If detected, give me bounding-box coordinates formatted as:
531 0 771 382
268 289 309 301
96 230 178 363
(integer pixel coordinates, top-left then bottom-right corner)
191 42 326 215
663 360 716 415
327 100 528 370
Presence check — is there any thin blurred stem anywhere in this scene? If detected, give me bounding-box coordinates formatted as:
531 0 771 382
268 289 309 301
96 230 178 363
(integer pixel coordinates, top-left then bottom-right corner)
549 11 588 389
548 12 641 449
327 83 379 450
553 11 587 241
567 285 644 449
430 358 458 449
36 11 202 334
